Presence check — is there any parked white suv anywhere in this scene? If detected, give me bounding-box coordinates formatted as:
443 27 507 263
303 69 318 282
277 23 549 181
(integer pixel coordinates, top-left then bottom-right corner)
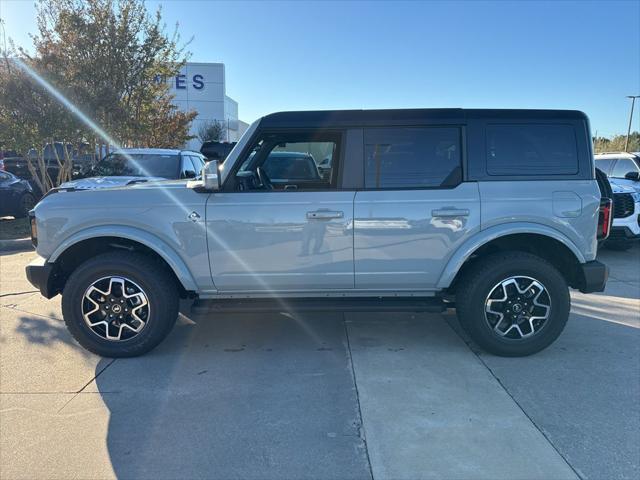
595 152 640 193
595 152 640 250
59 148 207 190
607 181 640 250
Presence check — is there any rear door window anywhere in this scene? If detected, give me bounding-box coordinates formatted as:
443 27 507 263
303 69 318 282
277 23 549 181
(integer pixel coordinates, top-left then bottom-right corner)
364 127 461 189
486 124 578 176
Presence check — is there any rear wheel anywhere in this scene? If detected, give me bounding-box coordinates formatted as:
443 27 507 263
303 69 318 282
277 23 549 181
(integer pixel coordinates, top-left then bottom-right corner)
62 251 179 357
456 252 570 356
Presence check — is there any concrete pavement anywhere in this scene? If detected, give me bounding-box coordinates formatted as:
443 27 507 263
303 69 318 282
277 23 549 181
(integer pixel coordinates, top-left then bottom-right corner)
1 245 638 479
346 312 576 480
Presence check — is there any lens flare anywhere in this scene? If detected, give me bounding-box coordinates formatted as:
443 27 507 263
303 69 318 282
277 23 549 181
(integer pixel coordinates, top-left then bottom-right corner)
13 58 120 149
13 58 304 319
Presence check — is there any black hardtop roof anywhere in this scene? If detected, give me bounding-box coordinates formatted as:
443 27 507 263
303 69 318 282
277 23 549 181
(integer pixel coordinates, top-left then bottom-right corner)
260 108 588 128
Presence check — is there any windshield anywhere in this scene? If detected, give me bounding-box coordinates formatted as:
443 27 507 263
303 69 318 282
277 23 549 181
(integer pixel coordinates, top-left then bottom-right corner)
91 153 179 178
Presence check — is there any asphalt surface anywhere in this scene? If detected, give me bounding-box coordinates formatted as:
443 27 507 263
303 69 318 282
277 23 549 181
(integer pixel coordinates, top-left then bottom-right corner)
1 244 638 479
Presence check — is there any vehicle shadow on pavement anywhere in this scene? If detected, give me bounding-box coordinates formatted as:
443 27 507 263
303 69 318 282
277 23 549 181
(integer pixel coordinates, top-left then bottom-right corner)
4 310 371 479
10 315 83 351
92 312 371 480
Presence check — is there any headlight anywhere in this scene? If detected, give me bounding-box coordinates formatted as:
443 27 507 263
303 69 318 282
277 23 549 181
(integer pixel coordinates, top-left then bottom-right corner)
631 192 640 203
29 213 38 247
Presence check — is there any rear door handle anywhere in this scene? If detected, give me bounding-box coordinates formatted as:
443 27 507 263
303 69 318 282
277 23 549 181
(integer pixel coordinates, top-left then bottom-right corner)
306 210 344 220
431 208 470 217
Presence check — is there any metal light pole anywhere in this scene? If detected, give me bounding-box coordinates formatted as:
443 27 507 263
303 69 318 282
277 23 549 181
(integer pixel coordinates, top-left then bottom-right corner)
625 95 640 152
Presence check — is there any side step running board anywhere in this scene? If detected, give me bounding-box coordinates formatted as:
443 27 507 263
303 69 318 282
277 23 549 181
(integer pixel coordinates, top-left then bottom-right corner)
191 297 445 315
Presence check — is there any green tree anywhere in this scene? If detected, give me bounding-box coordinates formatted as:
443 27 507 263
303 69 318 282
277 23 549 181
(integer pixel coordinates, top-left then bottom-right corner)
197 119 228 143
594 132 640 153
0 0 197 190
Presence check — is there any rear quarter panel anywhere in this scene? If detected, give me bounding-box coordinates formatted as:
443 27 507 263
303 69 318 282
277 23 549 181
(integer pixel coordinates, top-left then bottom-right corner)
479 180 600 261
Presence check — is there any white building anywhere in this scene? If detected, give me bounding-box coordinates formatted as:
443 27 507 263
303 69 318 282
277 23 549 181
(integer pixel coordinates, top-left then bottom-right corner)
164 62 248 150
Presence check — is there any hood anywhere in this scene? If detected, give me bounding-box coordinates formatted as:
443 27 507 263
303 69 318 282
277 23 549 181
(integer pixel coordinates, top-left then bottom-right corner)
608 178 636 195
58 176 167 190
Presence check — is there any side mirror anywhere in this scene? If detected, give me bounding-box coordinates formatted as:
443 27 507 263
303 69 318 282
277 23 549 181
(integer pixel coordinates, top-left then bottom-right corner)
624 171 640 181
203 160 221 190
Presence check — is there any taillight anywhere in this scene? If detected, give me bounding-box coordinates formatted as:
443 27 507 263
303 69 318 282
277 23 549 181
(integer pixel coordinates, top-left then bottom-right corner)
598 198 612 241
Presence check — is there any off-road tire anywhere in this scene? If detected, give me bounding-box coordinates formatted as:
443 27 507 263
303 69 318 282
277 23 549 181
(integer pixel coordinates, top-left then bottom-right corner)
62 251 179 357
455 251 570 357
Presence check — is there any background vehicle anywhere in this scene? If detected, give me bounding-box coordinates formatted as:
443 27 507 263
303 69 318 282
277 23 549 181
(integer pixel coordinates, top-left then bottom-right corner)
2 143 95 195
595 152 640 193
238 151 322 189
59 148 207 190
606 181 640 250
200 141 236 163
0 171 37 218
317 155 332 180
26 109 608 358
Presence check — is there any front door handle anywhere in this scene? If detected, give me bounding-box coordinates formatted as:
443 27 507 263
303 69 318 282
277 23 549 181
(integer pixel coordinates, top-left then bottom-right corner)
431 208 470 217
306 210 344 220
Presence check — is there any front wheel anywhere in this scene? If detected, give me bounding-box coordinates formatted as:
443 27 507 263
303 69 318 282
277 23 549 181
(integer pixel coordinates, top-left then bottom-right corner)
455 252 570 356
62 251 179 357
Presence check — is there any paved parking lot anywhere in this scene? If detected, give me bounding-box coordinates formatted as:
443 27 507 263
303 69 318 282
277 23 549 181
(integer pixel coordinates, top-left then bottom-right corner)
1 245 638 479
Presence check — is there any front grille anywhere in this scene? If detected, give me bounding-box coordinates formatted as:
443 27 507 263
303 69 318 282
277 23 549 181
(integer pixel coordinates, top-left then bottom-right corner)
613 193 634 218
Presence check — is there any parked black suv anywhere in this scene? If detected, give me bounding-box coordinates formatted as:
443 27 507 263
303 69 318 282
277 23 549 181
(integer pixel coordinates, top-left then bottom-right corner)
200 141 237 162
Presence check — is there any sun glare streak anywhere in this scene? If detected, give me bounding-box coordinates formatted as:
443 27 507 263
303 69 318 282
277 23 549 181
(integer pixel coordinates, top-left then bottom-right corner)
13 58 121 151
14 58 300 312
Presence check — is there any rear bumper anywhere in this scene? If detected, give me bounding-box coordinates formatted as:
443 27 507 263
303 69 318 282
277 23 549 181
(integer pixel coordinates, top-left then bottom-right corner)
577 260 608 294
25 256 58 299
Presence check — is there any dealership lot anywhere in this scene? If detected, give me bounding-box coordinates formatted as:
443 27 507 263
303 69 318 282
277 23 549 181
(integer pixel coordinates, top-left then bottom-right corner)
1 246 638 479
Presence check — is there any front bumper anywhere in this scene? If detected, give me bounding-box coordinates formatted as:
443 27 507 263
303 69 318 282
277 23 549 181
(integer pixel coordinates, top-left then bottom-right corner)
608 225 640 242
577 260 609 294
25 256 58 299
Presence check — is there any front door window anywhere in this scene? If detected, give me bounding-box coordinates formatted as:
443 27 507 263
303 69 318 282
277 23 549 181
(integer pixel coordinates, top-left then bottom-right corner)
234 132 340 191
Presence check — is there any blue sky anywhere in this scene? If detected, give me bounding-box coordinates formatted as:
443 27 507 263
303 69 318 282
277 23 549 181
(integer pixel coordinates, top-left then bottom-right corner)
1 0 639 136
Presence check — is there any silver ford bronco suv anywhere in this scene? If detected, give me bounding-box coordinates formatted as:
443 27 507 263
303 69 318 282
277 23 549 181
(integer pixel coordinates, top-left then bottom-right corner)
26 109 610 358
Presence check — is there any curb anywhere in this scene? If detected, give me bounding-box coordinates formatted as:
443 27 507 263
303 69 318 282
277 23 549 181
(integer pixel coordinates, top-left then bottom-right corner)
0 238 34 253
